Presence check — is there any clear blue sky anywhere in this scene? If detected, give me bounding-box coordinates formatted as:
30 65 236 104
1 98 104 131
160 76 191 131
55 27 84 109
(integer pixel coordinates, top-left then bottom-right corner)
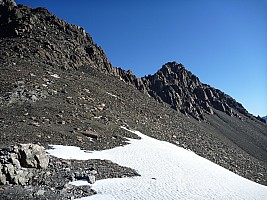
16 0 267 117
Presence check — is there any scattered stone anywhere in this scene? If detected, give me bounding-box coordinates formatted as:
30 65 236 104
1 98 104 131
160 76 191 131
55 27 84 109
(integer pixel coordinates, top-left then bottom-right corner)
35 189 45 196
30 121 40 127
87 175 96 184
17 144 49 169
97 103 106 111
81 130 98 139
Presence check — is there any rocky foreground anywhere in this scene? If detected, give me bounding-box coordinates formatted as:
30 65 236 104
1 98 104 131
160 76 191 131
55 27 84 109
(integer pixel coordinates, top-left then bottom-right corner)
0 143 138 199
0 0 266 199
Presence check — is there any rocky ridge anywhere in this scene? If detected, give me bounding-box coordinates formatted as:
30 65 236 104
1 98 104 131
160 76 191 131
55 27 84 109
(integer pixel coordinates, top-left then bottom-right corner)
0 0 113 72
117 62 255 121
0 0 267 198
0 0 263 122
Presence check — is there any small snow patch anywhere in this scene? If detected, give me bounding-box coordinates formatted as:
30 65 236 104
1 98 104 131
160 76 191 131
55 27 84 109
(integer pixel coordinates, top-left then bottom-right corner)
70 179 91 186
47 145 92 160
50 74 60 78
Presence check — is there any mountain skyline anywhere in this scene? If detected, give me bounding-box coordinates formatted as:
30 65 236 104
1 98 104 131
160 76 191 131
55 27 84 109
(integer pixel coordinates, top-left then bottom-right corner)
15 0 267 117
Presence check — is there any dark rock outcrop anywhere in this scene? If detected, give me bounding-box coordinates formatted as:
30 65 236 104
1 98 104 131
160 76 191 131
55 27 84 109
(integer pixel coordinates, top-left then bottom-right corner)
117 62 253 121
259 115 267 123
0 0 113 72
0 0 16 17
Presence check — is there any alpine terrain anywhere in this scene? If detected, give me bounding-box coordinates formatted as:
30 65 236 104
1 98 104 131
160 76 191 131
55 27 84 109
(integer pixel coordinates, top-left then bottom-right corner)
0 0 266 199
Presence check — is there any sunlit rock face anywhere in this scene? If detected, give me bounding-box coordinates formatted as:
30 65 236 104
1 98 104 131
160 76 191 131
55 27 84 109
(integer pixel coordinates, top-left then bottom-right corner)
118 61 251 121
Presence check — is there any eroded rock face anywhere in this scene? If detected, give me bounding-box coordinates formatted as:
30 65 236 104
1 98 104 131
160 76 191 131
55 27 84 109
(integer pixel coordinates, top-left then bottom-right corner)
0 0 17 14
0 143 49 185
0 0 112 72
116 62 252 121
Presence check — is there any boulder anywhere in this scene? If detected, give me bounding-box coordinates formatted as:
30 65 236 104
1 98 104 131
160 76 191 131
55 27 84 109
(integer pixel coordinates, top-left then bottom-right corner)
81 130 98 139
18 144 49 169
0 143 49 185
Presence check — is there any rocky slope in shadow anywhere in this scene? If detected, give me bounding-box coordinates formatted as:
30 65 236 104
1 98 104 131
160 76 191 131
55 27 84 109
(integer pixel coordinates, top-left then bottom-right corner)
0 0 267 198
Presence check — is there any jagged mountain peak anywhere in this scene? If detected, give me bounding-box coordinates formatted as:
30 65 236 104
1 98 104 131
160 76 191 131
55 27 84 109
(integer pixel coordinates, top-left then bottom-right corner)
159 61 185 73
117 61 251 121
150 62 200 88
154 62 250 120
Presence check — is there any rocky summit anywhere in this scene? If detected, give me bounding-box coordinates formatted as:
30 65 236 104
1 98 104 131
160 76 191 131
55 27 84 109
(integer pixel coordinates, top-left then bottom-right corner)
118 61 253 121
0 0 267 199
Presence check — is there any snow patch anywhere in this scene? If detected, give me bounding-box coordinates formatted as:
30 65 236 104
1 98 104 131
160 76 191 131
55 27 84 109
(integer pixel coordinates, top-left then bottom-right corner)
47 127 267 200
70 179 91 186
50 74 60 78
47 145 92 160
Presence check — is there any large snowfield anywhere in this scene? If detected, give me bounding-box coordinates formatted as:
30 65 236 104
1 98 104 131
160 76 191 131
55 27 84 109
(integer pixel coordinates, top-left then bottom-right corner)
47 127 267 200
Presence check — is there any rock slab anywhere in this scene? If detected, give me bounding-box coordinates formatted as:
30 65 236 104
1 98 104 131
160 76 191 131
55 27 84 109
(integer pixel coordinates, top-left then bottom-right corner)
0 143 49 185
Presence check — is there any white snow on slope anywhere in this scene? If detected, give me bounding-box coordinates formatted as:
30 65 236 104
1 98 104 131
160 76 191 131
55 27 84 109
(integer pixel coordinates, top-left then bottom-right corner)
50 74 60 78
47 127 267 200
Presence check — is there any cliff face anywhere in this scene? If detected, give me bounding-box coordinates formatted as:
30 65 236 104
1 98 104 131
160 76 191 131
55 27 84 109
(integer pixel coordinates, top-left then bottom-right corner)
144 62 251 120
0 0 113 72
117 62 254 121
